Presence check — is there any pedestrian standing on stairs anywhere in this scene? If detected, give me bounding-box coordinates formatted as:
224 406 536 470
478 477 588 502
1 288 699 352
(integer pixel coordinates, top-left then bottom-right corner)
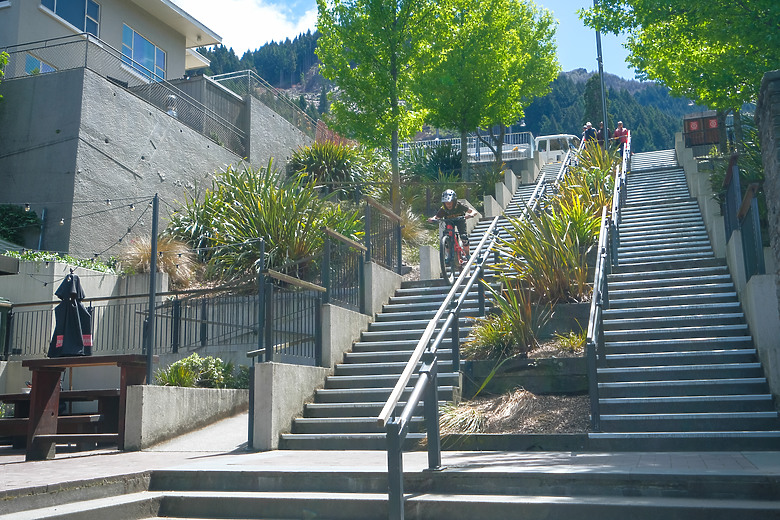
613 120 629 157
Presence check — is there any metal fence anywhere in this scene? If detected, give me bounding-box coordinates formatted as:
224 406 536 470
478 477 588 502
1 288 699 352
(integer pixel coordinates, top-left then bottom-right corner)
323 229 366 313
364 197 402 274
211 70 317 139
399 131 535 163
1 34 246 156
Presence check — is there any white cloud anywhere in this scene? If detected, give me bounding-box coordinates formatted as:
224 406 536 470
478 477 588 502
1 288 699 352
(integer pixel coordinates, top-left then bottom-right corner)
172 0 318 55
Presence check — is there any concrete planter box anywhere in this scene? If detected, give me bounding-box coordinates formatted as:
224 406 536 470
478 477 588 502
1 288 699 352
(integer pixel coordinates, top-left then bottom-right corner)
463 302 589 398
463 357 586 397
124 385 248 450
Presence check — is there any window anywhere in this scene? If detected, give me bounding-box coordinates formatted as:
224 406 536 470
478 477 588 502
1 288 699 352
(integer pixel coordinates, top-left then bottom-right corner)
25 54 56 75
122 24 166 80
40 0 100 37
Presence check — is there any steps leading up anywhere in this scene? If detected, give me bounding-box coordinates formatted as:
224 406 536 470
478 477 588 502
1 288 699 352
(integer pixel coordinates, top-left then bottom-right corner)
591 150 780 447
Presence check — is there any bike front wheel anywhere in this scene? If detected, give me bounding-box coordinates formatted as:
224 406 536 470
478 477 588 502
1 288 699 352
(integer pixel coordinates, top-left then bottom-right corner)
439 234 455 284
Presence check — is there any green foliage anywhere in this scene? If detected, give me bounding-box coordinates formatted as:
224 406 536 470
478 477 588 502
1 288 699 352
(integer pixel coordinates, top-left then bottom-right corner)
316 0 438 212
0 51 7 100
165 161 362 279
2 250 118 273
288 141 362 199
0 204 41 245
401 142 462 181
553 331 586 354
707 115 767 243
155 353 249 389
580 1 780 110
523 71 688 153
464 276 552 360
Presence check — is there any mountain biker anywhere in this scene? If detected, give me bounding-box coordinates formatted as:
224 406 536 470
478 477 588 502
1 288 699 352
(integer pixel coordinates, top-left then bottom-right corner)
427 189 477 256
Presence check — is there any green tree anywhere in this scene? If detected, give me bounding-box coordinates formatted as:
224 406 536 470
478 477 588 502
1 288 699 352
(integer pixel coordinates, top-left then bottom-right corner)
583 73 606 129
580 1 780 111
316 0 437 213
0 51 8 100
475 0 559 170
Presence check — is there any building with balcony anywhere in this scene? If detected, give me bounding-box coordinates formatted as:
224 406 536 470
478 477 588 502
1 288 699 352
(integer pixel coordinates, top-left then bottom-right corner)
0 0 314 257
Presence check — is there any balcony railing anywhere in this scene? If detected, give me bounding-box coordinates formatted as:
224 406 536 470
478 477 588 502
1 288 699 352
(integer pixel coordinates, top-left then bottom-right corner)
211 70 317 139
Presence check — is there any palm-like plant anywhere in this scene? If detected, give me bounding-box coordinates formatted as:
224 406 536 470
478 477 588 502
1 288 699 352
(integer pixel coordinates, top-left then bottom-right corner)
165 161 363 279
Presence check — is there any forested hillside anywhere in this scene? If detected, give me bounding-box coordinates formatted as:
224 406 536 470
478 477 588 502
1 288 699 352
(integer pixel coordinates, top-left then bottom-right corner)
199 36 701 153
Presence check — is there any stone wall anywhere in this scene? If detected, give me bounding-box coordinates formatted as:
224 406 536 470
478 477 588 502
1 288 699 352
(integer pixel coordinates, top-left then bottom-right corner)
757 71 780 310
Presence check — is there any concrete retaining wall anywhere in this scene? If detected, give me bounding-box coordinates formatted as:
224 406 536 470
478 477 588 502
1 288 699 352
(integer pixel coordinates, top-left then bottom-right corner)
251 362 329 451
124 385 248 450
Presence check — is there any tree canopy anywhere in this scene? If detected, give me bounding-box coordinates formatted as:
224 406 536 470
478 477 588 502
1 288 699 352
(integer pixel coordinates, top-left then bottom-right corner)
416 0 559 177
580 1 780 110
316 0 437 212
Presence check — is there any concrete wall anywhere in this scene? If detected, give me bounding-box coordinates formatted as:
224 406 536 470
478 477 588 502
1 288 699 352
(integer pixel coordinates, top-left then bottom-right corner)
364 261 403 317
124 385 249 450
251 362 329 451
246 95 312 168
321 304 371 369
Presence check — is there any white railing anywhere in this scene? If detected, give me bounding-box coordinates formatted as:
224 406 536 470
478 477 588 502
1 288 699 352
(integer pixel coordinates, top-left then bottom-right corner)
399 131 535 163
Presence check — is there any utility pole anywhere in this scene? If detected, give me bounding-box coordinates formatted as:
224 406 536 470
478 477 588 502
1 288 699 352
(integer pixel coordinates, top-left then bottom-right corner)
594 0 609 155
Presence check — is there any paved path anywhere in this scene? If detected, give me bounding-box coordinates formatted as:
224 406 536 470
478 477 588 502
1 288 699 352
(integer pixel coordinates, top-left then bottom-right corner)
3 412 780 496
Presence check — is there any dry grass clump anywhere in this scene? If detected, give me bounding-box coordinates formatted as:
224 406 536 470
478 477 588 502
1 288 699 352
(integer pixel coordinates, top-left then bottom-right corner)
440 388 589 435
119 236 198 287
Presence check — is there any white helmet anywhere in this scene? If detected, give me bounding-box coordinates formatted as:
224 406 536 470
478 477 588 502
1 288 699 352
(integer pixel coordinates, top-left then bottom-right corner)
441 189 457 203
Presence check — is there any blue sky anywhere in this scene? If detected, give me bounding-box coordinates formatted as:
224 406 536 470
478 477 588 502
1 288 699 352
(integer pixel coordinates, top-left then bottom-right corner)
173 0 634 79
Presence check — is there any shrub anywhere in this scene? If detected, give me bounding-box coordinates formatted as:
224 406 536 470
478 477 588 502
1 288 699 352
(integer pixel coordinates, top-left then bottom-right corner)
155 353 249 389
165 161 363 280
464 276 551 360
118 236 197 287
0 204 42 245
288 141 361 200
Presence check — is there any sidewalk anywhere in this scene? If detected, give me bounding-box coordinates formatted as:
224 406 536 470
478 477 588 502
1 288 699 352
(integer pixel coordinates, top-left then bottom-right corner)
3 411 780 496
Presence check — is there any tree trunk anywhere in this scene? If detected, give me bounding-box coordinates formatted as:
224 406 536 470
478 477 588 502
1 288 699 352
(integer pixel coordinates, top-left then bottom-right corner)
461 129 469 182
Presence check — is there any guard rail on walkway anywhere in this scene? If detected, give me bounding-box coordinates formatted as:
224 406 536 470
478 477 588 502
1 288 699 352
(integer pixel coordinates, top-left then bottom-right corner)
722 154 765 282
379 150 569 520
585 132 630 431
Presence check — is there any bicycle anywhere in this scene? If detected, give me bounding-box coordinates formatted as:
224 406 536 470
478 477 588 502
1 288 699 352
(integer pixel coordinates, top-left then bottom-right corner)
438 216 469 284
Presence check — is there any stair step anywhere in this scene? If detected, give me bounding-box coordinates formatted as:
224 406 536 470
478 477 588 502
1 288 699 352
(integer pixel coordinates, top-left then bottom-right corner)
599 412 780 432
324 372 460 389
597 378 770 398
603 313 745 330
603 348 758 367
599 394 776 414
292 416 426 434
603 324 749 341
605 336 754 354
602 302 741 319
597 363 765 382
279 432 426 450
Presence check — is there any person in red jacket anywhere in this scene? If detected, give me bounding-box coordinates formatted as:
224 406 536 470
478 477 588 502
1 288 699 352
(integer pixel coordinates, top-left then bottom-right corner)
613 120 629 157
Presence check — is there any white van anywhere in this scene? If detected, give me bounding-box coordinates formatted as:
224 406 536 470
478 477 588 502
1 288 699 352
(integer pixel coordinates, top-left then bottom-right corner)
534 134 581 164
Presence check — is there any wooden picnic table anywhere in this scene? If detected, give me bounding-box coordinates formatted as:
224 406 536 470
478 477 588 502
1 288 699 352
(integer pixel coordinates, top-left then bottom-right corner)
20 354 156 461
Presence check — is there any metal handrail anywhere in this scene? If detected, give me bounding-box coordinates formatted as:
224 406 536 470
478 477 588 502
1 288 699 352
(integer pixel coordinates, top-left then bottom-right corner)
381 154 561 520
584 132 631 431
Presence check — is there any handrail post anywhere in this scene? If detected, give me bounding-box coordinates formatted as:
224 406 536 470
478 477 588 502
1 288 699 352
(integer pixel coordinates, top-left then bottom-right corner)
264 281 274 363
315 293 323 367
387 420 405 520
586 339 600 431
359 253 366 315
450 307 460 373
256 240 265 365
423 358 441 470
2 309 12 360
364 204 373 264
323 236 331 305
396 220 403 274
477 278 486 316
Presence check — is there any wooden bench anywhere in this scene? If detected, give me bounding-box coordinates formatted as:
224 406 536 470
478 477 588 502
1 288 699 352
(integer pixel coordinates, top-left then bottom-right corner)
0 389 120 449
20 355 155 461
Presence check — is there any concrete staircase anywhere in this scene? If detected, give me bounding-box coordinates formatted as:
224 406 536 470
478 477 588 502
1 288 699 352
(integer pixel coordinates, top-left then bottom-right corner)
589 150 780 450
279 278 473 450
7 458 780 520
